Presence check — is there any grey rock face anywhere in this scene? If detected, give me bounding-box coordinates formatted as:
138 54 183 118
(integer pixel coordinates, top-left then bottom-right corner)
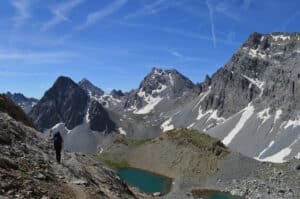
139 67 194 96
110 89 125 98
163 32 300 162
78 78 104 96
88 100 116 132
5 92 38 113
29 76 88 130
125 67 195 110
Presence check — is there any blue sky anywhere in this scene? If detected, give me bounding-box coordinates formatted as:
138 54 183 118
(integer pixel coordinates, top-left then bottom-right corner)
0 0 299 98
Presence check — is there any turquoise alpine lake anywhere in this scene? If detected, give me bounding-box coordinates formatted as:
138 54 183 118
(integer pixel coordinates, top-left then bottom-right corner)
116 167 172 194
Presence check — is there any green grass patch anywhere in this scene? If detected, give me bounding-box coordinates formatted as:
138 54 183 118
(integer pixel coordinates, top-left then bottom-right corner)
97 153 130 168
127 138 153 146
165 128 222 149
104 159 130 168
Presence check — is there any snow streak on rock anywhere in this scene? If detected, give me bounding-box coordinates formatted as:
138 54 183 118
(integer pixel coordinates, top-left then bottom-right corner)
259 136 300 163
161 118 174 132
222 103 254 146
255 140 275 160
118 127 127 135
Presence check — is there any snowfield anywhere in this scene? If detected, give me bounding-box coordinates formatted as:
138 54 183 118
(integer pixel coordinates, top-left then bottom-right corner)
222 103 254 146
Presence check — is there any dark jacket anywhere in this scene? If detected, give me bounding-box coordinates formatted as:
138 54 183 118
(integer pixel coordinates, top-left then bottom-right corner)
53 132 63 150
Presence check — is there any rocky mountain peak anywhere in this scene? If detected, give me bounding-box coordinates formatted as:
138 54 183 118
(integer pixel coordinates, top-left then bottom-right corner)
78 78 104 96
0 94 34 128
52 76 76 89
29 76 88 131
139 67 194 97
6 92 38 113
110 89 124 98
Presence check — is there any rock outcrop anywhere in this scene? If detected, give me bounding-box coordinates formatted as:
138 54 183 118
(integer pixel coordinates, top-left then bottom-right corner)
88 100 116 132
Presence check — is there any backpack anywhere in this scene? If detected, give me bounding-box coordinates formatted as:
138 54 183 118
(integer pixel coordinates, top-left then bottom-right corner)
53 132 62 147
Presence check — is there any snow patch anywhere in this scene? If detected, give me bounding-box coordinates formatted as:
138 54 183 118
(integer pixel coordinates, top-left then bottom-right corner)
169 73 175 86
249 48 267 59
242 75 265 96
134 86 167 114
118 127 127 135
153 68 163 76
45 123 70 136
284 118 300 129
272 35 291 41
208 110 225 124
87 90 121 108
274 109 282 122
161 118 174 132
258 136 300 163
222 103 254 146
196 88 211 120
187 123 195 129
85 105 90 123
257 108 271 124
98 147 104 154
134 96 162 114
255 141 275 159
243 47 268 60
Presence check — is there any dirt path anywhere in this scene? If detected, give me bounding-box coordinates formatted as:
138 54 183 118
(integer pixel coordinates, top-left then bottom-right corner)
41 149 90 199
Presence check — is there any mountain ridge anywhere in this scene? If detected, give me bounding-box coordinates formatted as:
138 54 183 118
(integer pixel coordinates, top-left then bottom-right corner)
25 32 300 163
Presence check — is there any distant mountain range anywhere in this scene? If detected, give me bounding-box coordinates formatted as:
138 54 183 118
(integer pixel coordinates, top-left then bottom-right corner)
6 92 38 113
8 32 300 163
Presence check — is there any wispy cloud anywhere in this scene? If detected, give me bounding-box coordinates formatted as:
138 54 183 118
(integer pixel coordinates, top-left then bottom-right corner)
11 0 32 27
206 0 216 47
214 1 240 22
0 50 76 63
169 50 207 62
41 0 84 31
113 20 239 45
77 0 127 31
125 0 168 19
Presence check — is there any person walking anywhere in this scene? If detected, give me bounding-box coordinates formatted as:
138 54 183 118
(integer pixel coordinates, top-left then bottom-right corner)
53 131 63 163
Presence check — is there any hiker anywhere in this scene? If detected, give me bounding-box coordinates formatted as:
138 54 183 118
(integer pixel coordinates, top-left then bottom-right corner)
53 131 63 163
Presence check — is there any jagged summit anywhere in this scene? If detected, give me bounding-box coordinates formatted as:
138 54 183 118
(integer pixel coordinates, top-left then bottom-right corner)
52 76 76 88
29 76 88 130
139 67 194 96
6 92 38 113
124 67 195 115
0 94 34 128
78 78 104 96
110 89 124 98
